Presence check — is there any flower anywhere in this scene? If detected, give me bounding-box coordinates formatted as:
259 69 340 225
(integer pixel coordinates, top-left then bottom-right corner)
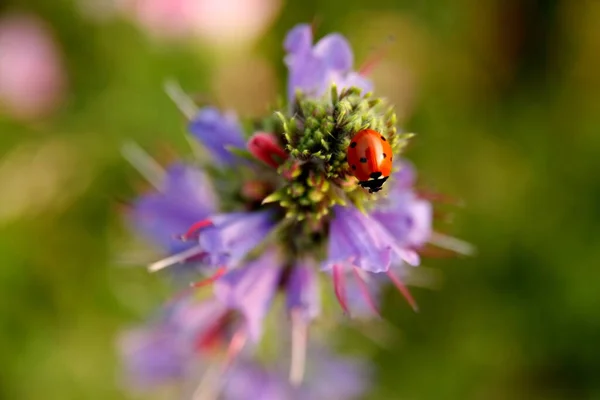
120 22 468 396
0 14 65 119
284 23 372 102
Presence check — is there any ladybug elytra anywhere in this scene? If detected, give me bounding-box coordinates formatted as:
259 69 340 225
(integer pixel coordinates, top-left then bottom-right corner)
346 129 393 193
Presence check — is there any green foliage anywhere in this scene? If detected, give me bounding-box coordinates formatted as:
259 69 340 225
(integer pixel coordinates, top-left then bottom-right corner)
2 1 600 400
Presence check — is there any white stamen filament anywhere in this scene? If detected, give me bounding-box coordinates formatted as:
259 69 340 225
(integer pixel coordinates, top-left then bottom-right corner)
429 232 476 256
120 141 165 190
192 365 222 400
164 79 199 120
193 330 247 400
147 244 204 272
222 329 247 372
289 310 308 386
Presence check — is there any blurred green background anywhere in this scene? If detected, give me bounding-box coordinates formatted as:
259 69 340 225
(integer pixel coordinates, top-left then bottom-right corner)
1 0 600 399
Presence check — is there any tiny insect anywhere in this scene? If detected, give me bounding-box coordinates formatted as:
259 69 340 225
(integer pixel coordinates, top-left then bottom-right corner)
346 129 393 193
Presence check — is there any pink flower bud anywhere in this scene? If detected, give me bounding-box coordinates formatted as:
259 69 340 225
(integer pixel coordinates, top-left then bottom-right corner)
247 132 288 168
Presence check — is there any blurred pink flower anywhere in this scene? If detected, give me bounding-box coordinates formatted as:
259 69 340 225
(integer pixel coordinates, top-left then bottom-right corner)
116 0 201 39
0 14 66 119
116 0 280 44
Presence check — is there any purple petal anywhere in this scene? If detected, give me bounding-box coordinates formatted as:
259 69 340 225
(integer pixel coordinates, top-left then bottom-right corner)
286 262 320 321
325 206 393 273
165 297 227 348
214 251 281 341
283 24 373 101
392 161 417 189
222 347 371 400
118 326 185 389
313 33 353 71
330 71 373 94
301 347 371 400
131 163 217 253
286 54 329 102
188 106 246 166
370 172 433 248
222 361 289 400
284 24 313 54
199 210 275 268
345 268 382 318
163 163 218 210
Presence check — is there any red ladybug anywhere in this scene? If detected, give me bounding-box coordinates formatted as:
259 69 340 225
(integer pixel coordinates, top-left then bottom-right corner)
346 129 393 193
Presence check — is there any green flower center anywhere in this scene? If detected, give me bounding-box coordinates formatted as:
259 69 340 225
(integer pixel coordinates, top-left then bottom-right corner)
263 86 412 224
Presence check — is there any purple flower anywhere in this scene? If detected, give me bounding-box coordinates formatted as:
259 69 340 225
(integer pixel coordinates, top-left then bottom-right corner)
188 106 247 166
131 162 217 254
214 250 282 341
118 22 468 399
199 210 276 268
118 325 186 389
284 23 372 102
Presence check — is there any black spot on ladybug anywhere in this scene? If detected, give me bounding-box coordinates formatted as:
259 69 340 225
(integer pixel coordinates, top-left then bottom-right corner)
351 164 357 170
359 157 367 163
370 172 382 179
350 142 357 148
380 136 386 141
382 153 387 159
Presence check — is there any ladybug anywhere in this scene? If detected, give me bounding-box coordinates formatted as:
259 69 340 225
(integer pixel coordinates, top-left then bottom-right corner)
346 129 393 193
